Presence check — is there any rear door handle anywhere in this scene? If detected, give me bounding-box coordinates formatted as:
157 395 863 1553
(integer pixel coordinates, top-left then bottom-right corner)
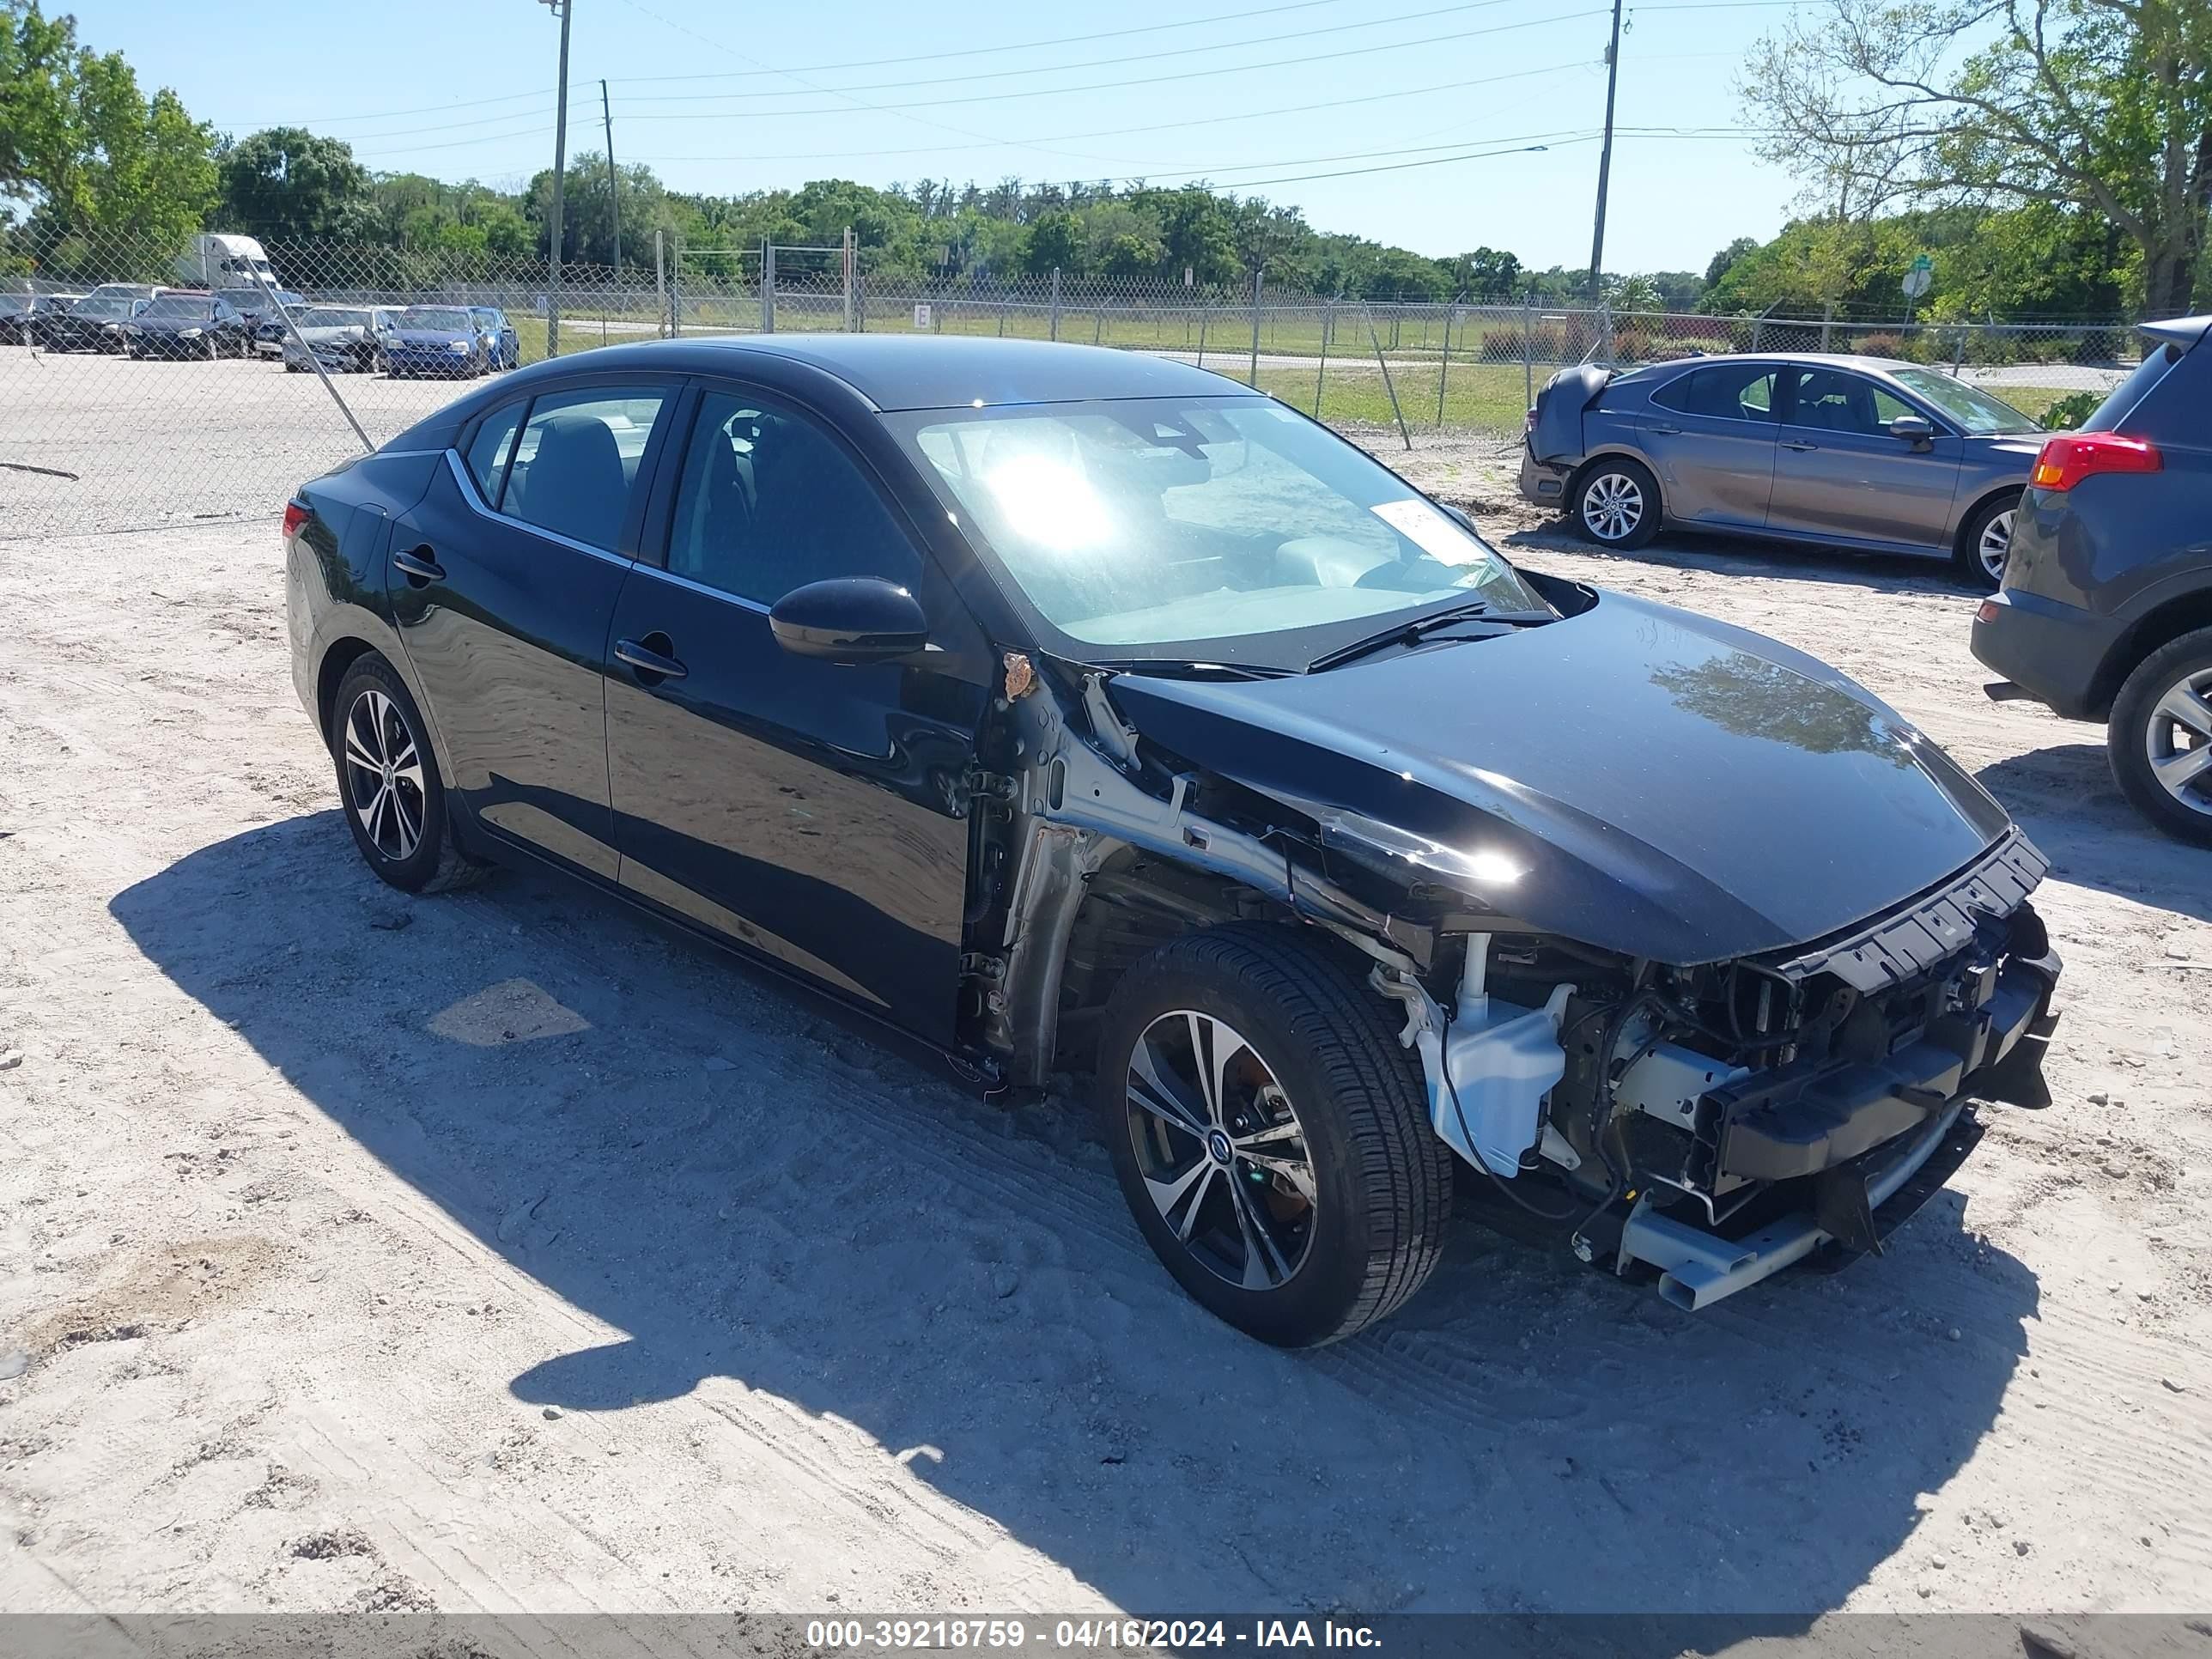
1781 440 1820 453
615 635 689 681
392 545 445 582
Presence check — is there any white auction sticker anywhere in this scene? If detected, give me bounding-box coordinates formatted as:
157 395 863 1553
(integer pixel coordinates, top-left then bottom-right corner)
1370 497 1481 564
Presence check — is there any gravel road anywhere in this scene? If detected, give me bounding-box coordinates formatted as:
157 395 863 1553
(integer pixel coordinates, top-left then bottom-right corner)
0 430 2208 1632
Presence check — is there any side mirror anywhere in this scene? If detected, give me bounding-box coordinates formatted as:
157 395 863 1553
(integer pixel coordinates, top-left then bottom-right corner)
1887 413 1936 445
769 577 927 664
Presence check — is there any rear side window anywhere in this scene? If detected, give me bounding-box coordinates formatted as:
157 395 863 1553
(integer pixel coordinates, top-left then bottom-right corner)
1650 364 1778 422
504 386 671 553
463 401 526 507
2084 340 2189 434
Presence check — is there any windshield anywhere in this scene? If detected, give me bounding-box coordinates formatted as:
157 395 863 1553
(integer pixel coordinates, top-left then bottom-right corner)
1887 366 2040 434
140 295 214 321
884 396 1550 665
402 307 471 331
70 297 132 318
301 307 371 328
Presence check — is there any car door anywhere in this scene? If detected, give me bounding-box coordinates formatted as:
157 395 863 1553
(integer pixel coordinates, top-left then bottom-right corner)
1637 362 1784 526
387 379 678 882
1763 367 1963 548
604 383 990 1042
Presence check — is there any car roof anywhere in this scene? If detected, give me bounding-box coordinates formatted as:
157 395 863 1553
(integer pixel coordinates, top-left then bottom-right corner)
532 333 1264 411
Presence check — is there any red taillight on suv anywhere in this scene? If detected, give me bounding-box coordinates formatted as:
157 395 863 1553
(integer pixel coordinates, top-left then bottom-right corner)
282 501 309 542
2029 431 2162 492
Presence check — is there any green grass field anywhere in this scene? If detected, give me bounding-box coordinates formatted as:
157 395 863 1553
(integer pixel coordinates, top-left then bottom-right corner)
505 298 2078 437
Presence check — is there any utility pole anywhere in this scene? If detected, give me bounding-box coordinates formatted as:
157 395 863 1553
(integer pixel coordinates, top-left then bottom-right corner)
539 0 573 359
601 79 620 276
1586 0 1624 302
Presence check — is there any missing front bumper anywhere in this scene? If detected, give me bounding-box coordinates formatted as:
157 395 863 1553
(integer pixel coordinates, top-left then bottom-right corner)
1613 953 2058 1311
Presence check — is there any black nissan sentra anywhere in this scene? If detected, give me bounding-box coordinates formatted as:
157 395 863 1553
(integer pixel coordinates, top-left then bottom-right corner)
284 337 2061 1346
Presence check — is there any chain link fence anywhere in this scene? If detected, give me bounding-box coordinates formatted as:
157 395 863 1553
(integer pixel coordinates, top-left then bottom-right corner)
1 229 2147 541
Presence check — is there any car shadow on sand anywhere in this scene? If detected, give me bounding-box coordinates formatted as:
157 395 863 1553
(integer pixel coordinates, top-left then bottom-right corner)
1975 743 2212 925
112 811 2040 1625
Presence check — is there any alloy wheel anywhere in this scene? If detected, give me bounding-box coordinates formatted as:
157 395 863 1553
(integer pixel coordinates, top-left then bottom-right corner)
1583 471 1644 542
342 688 428 860
1977 507 2015 584
1124 1010 1316 1291
2143 665 2212 818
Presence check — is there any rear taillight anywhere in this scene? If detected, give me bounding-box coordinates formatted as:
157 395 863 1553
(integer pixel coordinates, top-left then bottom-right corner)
2029 431 2161 491
282 500 309 541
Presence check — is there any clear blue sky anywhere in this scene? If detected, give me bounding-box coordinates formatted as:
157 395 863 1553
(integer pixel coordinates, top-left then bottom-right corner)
76 0 1806 274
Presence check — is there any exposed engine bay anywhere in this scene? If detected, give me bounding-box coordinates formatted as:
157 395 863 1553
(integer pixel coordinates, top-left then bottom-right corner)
956 641 2062 1312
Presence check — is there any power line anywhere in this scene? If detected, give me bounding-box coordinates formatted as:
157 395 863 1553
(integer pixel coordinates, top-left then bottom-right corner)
605 11 1606 115
606 0 1397 80
605 0 1534 93
616 59 1596 164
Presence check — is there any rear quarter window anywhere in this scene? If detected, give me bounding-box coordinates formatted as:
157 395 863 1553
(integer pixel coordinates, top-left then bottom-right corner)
2085 340 2192 435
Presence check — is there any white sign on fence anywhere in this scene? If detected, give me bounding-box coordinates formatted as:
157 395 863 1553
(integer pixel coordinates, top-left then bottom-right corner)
913 303 933 330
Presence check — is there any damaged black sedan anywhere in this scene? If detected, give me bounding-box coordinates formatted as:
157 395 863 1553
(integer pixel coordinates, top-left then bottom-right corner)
283 337 2060 1346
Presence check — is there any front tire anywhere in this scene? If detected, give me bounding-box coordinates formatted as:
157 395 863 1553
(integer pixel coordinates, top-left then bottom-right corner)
1956 490 2021 589
1571 457 1662 550
330 654 483 893
1097 925 1452 1347
2107 628 2212 848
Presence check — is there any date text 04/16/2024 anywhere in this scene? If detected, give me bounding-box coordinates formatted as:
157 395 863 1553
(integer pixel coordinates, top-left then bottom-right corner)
802 1619 1384 1650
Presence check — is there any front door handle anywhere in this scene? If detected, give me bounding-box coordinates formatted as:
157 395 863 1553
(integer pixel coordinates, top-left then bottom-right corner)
615 635 689 681
1647 422 1682 435
1781 440 1820 452
392 545 446 583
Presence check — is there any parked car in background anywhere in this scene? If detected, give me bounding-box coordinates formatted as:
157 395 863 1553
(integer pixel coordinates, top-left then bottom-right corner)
282 335 2061 1346
42 289 159 353
385 306 494 377
254 301 312 357
471 306 520 370
1973 316 2212 846
1521 353 2045 586
0 291 85 346
124 291 253 360
283 305 402 374
214 284 303 337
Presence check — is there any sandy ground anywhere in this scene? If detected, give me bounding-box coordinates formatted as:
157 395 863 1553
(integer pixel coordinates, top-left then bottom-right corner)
1 432 2209 1630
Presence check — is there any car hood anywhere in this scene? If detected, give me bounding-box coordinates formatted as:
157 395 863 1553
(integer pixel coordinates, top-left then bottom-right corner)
294 325 368 344
136 319 210 331
1104 588 2013 964
392 330 470 345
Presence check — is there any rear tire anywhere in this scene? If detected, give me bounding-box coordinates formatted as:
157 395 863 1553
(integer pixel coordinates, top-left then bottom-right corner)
1571 457 1662 550
329 654 485 893
1955 491 2021 590
2107 627 2212 848
1096 924 1452 1347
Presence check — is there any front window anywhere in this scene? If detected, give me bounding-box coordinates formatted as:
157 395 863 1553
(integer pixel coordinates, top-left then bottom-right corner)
403 307 471 331
138 296 214 322
884 396 1550 667
1886 367 2039 434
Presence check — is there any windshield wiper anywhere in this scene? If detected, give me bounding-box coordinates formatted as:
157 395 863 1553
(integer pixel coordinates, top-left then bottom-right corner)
1304 600 1550 673
1093 657 1291 682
